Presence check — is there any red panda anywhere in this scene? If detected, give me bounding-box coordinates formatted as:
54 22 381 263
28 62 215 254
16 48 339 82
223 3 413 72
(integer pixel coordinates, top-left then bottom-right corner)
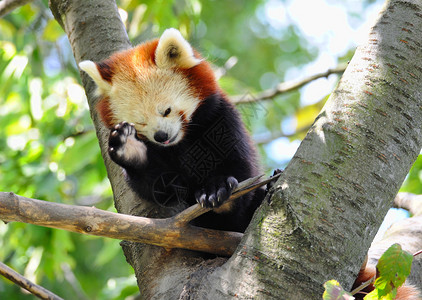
353 261 421 300
352 215 422 299
79 28 264 232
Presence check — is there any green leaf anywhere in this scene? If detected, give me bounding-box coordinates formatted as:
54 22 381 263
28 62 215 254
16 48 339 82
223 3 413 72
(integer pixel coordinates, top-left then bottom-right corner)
323 280 354 300
0 19 16 40
94 239 122 266
372 243 413 298
42 19 65 42
400 154 422 194
59 131 101 174
365 288 395 300
294 95 328 132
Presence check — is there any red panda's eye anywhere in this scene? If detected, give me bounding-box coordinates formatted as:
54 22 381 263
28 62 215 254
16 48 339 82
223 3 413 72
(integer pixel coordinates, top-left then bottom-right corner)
163 107 171 117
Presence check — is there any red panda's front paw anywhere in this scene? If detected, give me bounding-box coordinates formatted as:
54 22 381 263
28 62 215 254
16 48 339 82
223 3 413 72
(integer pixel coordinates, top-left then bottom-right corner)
108 122 147 168
195 176 238 208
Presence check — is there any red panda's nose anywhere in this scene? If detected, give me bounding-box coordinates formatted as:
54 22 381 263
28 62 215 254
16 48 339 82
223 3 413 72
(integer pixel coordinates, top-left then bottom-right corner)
154 131 169 143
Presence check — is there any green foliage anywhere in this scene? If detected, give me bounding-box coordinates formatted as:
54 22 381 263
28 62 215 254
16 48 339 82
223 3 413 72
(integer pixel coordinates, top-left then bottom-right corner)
0 0 418 299
0 2 133 299
365 244 413 300
291 94 328 140
323 244 413 300
400 155 422 195
322 280 354 300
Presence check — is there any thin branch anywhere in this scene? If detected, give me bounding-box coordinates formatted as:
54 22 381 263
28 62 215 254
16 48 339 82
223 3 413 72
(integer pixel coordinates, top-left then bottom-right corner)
172 174 265 226
0 174 280 256
60 263 89 300
0 192 240 256
0 261 64 300
254 126 310 145
350 275 375 296
214 56 238 80
0 0 33 17
231 63 347 104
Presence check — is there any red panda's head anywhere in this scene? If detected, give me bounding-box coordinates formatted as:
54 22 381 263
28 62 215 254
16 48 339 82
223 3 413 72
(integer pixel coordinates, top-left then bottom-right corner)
79 28 219 146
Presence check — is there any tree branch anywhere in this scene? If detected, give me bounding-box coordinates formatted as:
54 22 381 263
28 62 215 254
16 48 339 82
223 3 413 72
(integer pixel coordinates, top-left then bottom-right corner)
0 261 63 300
231 63 347 104
172 174 268 225
0 0 33 17
254 125 310 145
0 192 240 256
0 174 280 256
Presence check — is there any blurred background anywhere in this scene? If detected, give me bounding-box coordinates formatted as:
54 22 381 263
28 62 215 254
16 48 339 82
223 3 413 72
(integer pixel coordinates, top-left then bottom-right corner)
1 0 419 298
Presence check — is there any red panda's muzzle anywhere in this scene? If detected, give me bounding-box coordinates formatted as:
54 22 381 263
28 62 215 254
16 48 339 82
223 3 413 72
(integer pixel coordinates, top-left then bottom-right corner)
153 130 179 146
154 131 169 143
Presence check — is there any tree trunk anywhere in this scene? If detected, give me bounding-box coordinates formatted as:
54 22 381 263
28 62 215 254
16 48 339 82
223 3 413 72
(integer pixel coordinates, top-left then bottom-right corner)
49 1 212 297
50 0 422 298
201 1 422 298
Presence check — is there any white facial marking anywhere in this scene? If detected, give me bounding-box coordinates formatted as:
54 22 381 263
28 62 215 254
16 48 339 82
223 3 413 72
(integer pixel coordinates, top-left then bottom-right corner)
109 67 200 146
79 29 204 146
79 60 112 96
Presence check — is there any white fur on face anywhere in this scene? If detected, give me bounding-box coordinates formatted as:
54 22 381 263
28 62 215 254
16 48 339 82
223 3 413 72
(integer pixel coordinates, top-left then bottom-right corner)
108 67 200 146
79 29 204 146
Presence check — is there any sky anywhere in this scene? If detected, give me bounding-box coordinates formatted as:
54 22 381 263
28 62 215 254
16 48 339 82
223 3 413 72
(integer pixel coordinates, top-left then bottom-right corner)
286 0 384 106
262 0 409 234
262 0 385 164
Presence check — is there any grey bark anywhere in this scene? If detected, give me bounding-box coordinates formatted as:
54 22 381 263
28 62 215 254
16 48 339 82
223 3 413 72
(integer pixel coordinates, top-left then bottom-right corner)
50 0 422 299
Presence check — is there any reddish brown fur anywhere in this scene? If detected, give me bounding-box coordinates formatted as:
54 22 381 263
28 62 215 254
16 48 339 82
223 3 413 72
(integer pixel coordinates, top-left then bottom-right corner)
178 110 187 124
96 61 114 83
97 40 159 89
353 263 422 300
179 49 220 100
127 40 158 64
396 287 422 300
88 30 264 234
95 39 220 127
96 97 114 128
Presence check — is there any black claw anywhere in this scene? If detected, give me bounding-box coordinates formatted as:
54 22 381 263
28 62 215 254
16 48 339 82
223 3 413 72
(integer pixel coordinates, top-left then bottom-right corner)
226 176 238 192
208 194 217 207
199 193 207 207
194 176 238 209
194 190 201 202
217 187 229 203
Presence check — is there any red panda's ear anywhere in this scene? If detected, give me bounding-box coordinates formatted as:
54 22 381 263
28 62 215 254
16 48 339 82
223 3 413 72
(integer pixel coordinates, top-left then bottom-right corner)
79 60 113 96
155 28 202 69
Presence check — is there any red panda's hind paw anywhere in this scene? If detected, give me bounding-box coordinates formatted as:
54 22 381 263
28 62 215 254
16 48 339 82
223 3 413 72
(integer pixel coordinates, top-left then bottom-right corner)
195 176 238 208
